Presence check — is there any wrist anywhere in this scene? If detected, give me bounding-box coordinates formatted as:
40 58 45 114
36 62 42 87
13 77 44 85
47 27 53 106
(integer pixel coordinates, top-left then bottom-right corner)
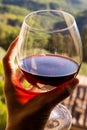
6 118 47 130
6 113 50 130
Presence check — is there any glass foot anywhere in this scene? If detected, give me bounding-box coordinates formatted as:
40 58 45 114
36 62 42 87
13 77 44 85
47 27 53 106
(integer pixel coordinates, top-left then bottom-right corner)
44 104 72 130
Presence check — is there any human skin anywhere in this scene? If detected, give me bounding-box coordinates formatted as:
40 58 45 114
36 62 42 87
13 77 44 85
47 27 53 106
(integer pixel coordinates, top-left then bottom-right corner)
2 38 79 130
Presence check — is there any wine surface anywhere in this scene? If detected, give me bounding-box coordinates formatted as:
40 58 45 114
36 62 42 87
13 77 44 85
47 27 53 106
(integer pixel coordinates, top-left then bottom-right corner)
19 55 79 88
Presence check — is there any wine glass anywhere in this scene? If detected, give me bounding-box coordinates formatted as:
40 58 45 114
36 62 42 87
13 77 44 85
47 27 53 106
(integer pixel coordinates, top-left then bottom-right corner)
16 10 82 130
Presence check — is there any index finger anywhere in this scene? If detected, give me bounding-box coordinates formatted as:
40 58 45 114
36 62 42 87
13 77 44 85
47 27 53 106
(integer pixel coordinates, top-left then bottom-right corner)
3 37 18 74
42 78 79 107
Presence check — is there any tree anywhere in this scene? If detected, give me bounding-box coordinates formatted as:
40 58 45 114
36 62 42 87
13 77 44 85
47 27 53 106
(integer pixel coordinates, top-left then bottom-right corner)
47 33 64 54
0 24 19 50
63 34 73 57
82 26 87 62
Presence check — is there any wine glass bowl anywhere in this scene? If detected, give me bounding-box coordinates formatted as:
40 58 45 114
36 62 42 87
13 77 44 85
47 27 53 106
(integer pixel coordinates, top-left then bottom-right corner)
17 10 82 92
16 10 82 130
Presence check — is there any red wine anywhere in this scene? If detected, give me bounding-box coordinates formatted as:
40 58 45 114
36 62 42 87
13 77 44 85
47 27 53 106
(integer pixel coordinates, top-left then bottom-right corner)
19 55 79 88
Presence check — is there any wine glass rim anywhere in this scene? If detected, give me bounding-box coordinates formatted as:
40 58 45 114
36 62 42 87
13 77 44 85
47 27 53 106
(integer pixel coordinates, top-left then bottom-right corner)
24 9 76 33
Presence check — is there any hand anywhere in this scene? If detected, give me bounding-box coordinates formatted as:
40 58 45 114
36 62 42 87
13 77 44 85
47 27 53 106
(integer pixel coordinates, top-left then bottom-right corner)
3 38 79 130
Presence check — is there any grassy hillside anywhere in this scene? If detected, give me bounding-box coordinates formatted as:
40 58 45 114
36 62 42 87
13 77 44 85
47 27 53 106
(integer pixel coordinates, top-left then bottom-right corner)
0 0 87 15
0 3 29 19
0 4 30 50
